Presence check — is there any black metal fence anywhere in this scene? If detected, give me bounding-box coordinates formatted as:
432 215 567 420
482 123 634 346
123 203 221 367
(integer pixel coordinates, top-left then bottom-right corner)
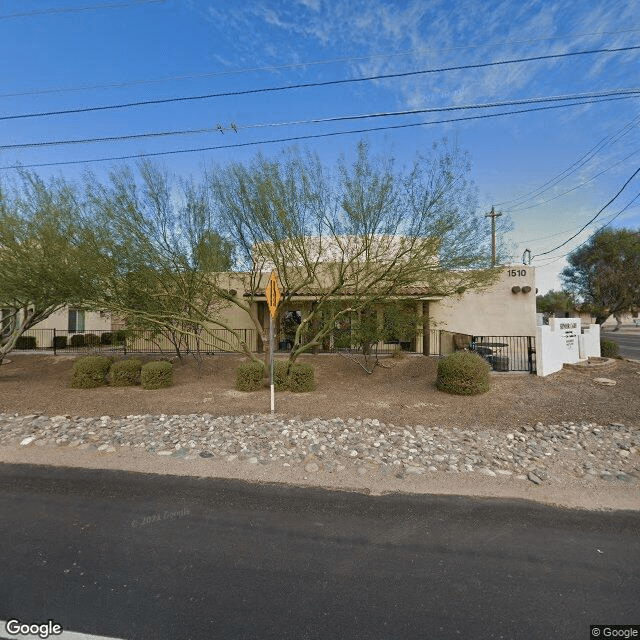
471 335 536 373
435 331 536 372
10 327 534 371
11 328 258 355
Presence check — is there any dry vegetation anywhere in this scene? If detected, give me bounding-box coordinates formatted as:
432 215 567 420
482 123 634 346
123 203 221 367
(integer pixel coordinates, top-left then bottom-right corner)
1 353 639 431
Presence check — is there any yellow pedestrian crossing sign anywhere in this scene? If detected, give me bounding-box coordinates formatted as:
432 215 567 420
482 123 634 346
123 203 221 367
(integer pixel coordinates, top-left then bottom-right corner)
266 271 281 318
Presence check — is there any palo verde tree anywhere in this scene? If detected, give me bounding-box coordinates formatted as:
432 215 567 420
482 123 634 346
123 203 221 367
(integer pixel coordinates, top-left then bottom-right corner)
0 171 102 363
84 161 236 364
208 140 506 372
561 227 640 326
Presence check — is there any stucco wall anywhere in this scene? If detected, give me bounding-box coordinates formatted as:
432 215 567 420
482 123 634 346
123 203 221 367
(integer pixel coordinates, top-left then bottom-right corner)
430 266 537 337
26 309 112 332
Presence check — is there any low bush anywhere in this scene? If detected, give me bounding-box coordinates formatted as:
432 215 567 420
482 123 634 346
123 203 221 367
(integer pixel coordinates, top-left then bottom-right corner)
235 361 265 391
52 335 67 350
436 351 491 396
110 358 142 386
600 339 619 358
141 360 173 390
287 362 315 392
70 333 85 348
114 330 128 344
70 355 111 389
15 336 36 350
84 333 100 347
100 332 113 345
273 360 290 391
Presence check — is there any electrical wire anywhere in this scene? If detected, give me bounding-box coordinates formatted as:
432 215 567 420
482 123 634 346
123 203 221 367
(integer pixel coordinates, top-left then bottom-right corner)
533 167 640 258
0 0 165 20
2 28 639 99
2 45 639 122
2 95 637 171
495 113 640 209
3 91 638 151
503 146 640 214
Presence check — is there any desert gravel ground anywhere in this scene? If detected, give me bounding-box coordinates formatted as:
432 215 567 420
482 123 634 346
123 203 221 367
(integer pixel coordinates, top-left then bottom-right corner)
1 352 638 510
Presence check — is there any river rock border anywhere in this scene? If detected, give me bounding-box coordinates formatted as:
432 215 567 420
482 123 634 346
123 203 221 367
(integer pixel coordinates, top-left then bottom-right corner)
1 412 638 487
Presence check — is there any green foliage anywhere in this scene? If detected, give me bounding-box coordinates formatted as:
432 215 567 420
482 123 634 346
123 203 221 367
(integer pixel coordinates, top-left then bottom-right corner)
436 351 491 396
15 336 36 349
70 333 85 348
0 170 105 363
390 345 405 359
100 332 113 345
70 355 111 389
109 358 142 386
52 335 67 349
83 162 236 364
270 360 315 391
209 141 505 368
84 333 100 347
235 361 265 391
600 339 619 358
141 360 173 390
562 228 640 323
273 360 290 391
536 289 576 315
286 362 315 392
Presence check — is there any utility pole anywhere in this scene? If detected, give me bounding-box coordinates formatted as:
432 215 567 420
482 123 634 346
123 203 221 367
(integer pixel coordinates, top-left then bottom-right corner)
486 206 502 267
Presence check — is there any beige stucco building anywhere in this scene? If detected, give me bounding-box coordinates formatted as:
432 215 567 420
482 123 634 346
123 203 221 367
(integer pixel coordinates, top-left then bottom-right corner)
206 265 537 354
18 265 537 363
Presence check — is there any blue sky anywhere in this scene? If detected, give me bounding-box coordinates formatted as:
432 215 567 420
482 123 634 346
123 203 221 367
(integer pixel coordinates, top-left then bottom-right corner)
1 0 639 294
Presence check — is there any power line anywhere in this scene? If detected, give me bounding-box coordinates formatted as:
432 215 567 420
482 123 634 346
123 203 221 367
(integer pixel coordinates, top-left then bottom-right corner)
2 95 635 171
533 166 640 258
504 146 640 213
3 91 638 151
533 221 640 268
0 0 165 20
2 45 639 122
495 113 640 209
2 28 639 99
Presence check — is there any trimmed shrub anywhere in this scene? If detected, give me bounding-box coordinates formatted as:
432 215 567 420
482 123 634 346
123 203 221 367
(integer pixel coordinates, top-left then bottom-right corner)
52 335 67 350
70 355 111 389
114 330 128 344
100 332 113 345
70 333 85 348
110 358 142 386
436 351 491 396
287 362 315 392
600 339 619 358
15 336 37 350
141 360 173 390
84 333 100 347
273 360 290 391
235 361 265 391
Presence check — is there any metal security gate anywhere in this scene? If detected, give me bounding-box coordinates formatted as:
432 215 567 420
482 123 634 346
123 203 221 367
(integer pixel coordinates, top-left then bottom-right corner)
471 335 536 373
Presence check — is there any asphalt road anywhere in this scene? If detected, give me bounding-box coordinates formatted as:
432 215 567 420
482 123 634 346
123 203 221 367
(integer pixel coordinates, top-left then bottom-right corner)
601 329 640 360
0 464 639 640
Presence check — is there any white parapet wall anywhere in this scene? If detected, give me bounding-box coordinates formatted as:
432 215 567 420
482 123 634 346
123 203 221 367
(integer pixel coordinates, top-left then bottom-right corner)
536 317 601 376
579 323 600 360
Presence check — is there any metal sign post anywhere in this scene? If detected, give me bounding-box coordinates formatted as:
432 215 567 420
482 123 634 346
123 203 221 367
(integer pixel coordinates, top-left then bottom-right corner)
265 271 281 414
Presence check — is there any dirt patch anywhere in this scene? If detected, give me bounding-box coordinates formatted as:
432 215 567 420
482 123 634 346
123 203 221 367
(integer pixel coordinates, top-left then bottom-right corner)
2 353 639 430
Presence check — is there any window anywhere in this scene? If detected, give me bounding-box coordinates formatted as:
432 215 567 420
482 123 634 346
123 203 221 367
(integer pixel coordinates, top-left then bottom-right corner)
68 309 85 333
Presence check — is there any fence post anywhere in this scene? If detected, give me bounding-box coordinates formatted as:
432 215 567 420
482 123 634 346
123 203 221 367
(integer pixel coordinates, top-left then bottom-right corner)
53 328 56 355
